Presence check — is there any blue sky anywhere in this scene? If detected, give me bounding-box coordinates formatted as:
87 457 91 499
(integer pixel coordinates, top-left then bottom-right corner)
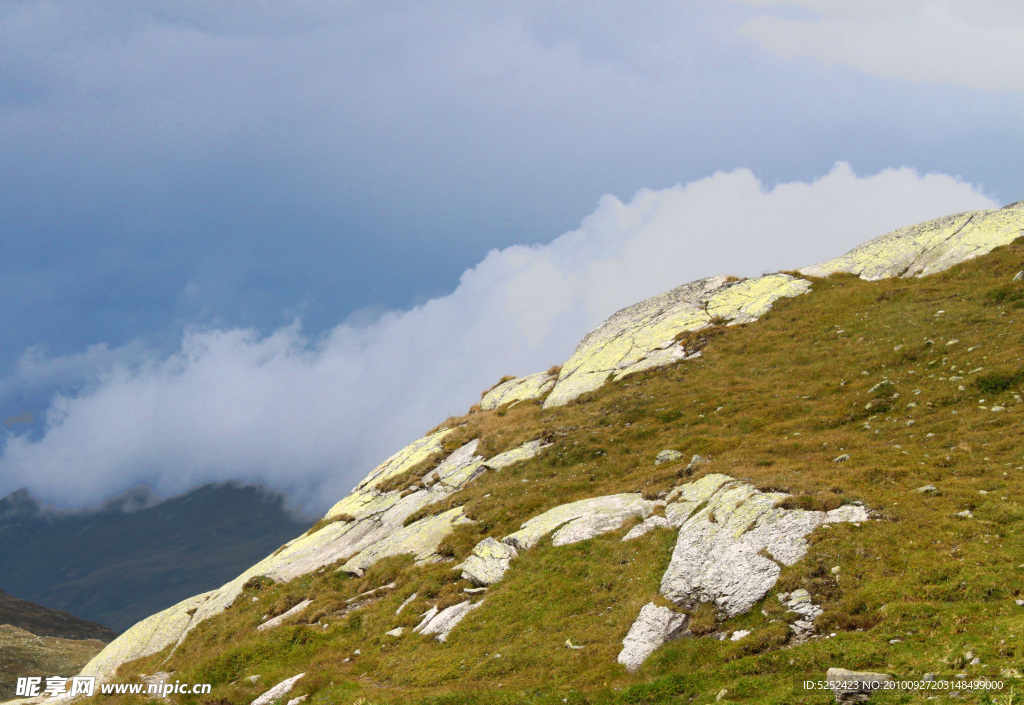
1 1 1021 511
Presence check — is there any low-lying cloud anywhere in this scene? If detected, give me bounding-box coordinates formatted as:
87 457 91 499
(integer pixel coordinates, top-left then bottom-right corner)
0 164 997 512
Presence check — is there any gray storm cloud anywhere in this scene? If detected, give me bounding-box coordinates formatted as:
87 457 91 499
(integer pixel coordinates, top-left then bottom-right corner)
0 164 996 512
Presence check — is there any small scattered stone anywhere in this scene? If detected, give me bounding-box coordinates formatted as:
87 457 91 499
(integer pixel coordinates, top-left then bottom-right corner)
565 638 583 650
923 673 935 682
953 510 974 519
655 449 684 464
1014 271 1023 281
831 566 841 575
286 696 308 705
730 630 750 641
833 454 851 463
889 638 901 644
716 688 729 701
946 339 959 346
969 658 981 666
385 627 404 637
1015 599 1024 607
914 485 938 494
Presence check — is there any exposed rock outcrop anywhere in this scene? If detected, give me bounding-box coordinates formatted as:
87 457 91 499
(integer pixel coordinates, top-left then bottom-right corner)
617 603 688 672
660 477 869 616
413 601 481 642
800 202 1024 281
503 494 656 550
251 673 304 705
480 371 557 410
460 538 518 586
257 599 312 632
543 274 812 407
80 436 547 682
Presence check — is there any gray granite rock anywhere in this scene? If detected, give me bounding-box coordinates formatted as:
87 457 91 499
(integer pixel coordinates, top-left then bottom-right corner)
655 450 684 464
617 603 689 672
414 601 482 642
251 674 305 705
460 538 518 586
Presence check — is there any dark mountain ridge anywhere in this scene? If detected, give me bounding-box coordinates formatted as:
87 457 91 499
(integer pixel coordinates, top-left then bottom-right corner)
0 482 315 631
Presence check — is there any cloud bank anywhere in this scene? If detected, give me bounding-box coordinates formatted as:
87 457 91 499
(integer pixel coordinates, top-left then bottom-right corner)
0 165 997 512
742 1 1024 92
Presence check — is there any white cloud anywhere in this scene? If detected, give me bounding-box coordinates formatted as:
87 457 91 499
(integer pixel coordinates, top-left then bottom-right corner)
0 164 997 512
740 1 1024 92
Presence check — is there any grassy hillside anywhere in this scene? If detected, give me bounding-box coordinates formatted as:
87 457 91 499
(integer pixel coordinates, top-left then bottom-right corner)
94 239 1024 705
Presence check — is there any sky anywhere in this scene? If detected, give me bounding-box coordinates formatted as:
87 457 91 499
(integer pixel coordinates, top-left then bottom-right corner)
0 1 1022 512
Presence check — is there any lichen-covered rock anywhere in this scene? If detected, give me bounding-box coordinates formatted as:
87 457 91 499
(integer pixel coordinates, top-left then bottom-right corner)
617 603 689 672
480 371 557 410
81 438 546 683
622 515 671 541
483 440 549 470
77 591 215 680
800 202 1024 281
543 274 811 408
414 601 481 642
460 538 519 586
325 428 453 520
251 674 304 705
655 449 683 464
341 507 473 576
503 494 656 550
257 599 312 632
659 479 869 617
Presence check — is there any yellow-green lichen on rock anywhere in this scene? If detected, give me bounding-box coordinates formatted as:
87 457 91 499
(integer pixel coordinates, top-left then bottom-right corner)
479 371 557 410
482 439 549 471
799 202 1024 281
340 507 472 576
78 591 215 680
80 437 549 683
325 428 453 520
543 274 811 407
502 493 655 550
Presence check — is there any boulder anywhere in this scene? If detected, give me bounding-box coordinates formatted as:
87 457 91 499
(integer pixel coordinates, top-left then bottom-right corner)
655 450 684 464
617 603 688 672
461 538 518 586
825 668 893 703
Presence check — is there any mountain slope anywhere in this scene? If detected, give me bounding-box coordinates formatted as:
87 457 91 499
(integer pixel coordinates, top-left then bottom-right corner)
0 483 315 631
0 589 116 642
81 203 1024 704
